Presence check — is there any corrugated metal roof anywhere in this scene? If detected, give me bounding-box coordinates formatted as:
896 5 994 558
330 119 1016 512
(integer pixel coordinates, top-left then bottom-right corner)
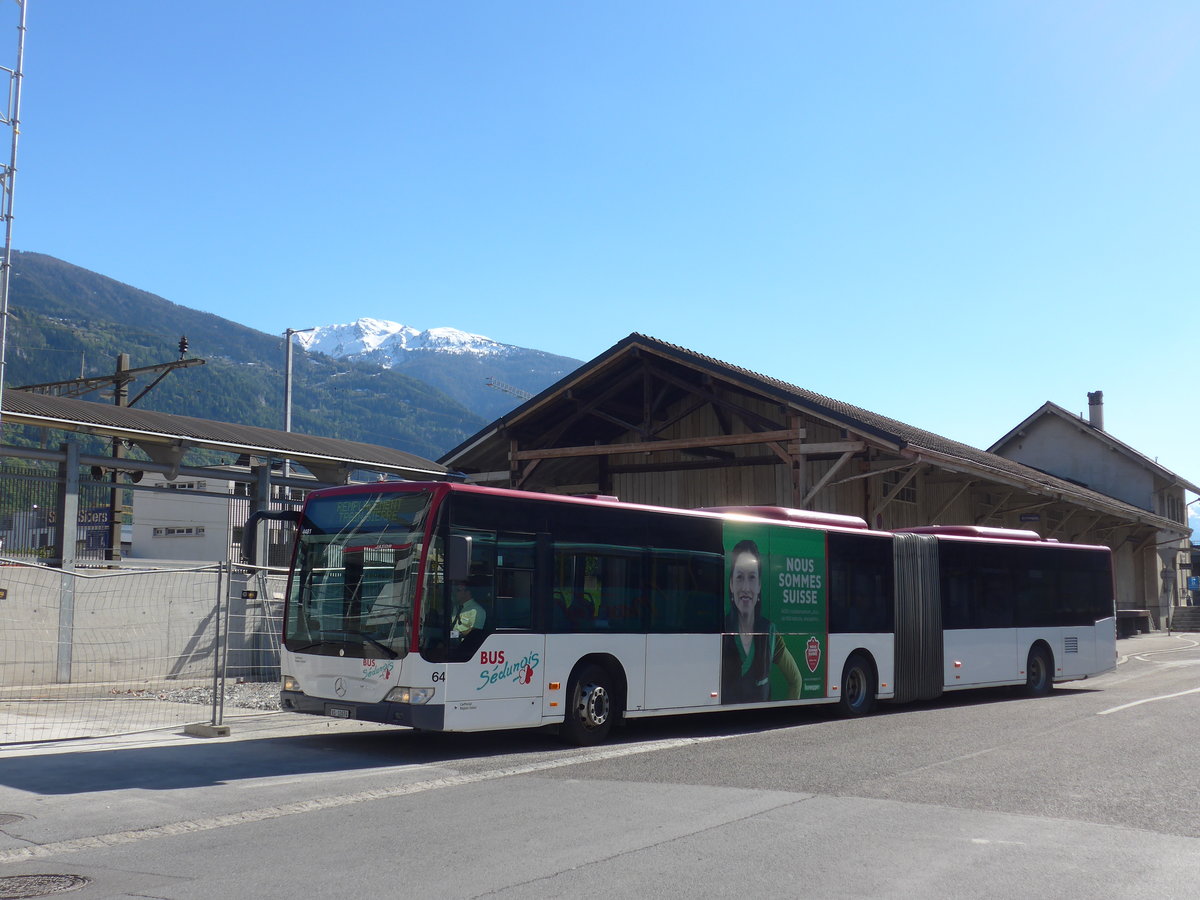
2 390 446 479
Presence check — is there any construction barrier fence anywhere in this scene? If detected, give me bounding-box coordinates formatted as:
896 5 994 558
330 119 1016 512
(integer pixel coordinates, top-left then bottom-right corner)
0 558 288 746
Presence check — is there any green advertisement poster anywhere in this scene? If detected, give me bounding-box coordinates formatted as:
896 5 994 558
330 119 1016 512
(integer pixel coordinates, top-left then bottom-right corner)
722 522 827 704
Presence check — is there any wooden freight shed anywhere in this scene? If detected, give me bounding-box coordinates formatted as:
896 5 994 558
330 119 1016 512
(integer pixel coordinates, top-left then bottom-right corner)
441 334 1185 619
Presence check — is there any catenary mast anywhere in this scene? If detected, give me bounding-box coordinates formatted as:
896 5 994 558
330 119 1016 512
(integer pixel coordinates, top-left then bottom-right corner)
0 0 27 433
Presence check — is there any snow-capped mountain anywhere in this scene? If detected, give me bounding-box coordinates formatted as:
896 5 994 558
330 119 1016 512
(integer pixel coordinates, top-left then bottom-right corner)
295 318 582 422
295 318 517 365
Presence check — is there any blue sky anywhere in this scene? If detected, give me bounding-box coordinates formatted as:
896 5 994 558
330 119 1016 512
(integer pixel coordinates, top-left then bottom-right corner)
9 2 1199 524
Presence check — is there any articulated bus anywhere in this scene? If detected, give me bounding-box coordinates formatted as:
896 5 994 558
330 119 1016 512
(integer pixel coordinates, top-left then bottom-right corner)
262 481 1117 744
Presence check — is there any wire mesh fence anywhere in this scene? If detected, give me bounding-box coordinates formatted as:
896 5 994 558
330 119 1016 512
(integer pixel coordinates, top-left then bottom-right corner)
0 460 303 568
0 461 119 564
226 563 289 684
0 558 288 746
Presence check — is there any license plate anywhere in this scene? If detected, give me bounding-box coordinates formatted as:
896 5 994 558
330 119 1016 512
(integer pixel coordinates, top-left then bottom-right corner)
328 706 352 719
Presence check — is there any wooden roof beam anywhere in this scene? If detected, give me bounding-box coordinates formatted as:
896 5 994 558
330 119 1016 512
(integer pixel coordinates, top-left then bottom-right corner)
871 463 924 520
827 458 908 487
608 455 782 475
649 366 785 434
975 490 1014 526
1046 508 1078 539
929 479 975 522
537 368 647 446
511 428 803 461
648 394 711 437
987 499 1057 518
1067 514 1104 543
800 448 857 509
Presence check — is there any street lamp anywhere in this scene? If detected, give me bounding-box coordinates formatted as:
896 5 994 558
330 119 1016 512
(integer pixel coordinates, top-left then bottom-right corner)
283 327 316 484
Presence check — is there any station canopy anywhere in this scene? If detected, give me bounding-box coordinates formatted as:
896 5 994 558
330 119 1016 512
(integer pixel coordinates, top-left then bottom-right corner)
1 390 446 484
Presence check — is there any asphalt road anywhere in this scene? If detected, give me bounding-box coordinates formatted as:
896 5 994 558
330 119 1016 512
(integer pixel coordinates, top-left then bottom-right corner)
1 634 1198 899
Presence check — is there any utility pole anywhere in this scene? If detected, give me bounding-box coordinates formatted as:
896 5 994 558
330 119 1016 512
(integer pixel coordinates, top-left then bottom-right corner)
0 0 27 435
282 327 314 486
106 353 129 560
17 342 206 562
16 353 205 400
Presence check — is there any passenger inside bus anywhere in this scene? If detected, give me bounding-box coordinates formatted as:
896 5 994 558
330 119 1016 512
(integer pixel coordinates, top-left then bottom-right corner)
551 590 591 630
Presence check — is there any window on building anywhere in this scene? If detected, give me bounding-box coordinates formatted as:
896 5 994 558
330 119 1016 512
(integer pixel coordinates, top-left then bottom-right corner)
152 526 206 537
883 470 917 504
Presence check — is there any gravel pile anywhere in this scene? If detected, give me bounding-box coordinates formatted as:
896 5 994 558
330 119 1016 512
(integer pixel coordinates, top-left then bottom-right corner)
158 681 282 711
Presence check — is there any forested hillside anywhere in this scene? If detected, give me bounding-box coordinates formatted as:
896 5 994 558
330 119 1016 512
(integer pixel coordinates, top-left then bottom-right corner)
2 251 484 459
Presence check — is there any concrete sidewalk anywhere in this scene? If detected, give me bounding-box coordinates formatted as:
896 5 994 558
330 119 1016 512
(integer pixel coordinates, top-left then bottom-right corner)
0 703 388 757
1118 630 1200 658
5 631 1197 757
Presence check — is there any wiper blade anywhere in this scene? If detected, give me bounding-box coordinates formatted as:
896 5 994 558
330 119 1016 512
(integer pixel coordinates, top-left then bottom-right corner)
287 632 400 659
354 632 400 659
287 641 326 653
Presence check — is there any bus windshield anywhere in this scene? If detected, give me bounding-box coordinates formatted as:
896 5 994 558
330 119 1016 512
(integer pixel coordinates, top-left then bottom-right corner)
284 489 433 659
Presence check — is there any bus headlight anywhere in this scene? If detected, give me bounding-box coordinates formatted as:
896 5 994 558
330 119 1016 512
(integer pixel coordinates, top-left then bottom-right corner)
385 686 435 705
282 674 303 693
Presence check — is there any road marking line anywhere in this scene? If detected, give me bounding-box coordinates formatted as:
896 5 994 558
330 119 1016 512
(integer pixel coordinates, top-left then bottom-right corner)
1097 686 1200 716
0 734 731 865
1130 635 1200 663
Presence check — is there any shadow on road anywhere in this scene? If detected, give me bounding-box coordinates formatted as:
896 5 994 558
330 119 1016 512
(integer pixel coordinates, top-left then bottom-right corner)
0 682 1101 796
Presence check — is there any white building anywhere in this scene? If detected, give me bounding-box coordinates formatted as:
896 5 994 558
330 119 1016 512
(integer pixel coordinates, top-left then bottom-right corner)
990 392 1197 627
127 472 240 563
127 469 316 564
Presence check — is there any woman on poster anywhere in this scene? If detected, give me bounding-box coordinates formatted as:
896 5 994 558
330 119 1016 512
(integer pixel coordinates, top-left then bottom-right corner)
722 539 803 703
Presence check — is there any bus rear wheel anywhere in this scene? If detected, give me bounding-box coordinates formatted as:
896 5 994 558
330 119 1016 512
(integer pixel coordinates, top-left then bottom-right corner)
1025 646 1053 696
562 664 615 746
837 652 875 718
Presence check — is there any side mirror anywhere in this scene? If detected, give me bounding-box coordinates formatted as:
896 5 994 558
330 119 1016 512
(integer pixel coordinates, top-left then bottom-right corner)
241 509 302 565
446 534 472 583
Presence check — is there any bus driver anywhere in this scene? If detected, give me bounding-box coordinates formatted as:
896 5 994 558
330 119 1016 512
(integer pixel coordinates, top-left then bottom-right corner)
451 578 487 638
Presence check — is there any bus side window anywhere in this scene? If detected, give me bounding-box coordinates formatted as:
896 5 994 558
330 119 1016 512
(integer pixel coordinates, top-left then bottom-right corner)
648 551 720 633
495 568 533 630
550 587 594 631
941 567 971 630
552 550 599 632
590 553 640 632
569 591 596 629
686 554 721 632
977 566 1014 629
552 591 570 631
828 533 894 634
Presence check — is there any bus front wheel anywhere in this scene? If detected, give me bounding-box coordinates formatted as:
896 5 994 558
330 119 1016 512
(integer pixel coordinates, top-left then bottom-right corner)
563 664 615 746
837 653 876 718
1025 646 1053 696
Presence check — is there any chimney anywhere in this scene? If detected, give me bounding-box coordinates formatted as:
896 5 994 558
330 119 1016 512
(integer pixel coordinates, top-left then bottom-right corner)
1087 390 1104 430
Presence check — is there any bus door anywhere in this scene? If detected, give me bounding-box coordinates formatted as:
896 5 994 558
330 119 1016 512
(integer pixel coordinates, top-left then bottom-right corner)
940 551 1018 687
542 541 653 713
643 549 723 710
443 530 544 729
